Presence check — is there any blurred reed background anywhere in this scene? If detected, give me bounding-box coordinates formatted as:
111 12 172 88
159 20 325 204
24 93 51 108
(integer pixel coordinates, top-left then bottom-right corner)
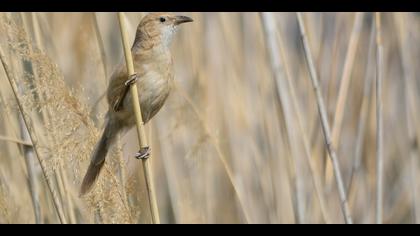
0 12 419 224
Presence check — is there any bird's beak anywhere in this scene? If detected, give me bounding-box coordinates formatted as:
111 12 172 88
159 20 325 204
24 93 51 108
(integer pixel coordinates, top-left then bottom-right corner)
174 15 193 25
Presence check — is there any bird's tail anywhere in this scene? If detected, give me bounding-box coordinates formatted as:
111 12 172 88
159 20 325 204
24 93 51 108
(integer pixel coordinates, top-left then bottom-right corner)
80 119 119 196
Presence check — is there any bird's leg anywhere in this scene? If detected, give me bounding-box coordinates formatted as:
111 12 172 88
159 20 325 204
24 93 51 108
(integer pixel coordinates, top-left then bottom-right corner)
113 73 138 112
135 146 151 159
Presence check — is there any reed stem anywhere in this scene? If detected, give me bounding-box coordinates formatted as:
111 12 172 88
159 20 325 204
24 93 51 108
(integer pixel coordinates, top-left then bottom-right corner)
117 12 160 224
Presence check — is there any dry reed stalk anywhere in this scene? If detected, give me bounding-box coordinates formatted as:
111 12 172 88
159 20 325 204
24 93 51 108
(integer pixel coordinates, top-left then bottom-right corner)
259 12 304 223
149 123 181 223
393 12 420 223
13 15 43 223
296 12 353 224
91 13 108 81
0 88 27 223
89 13 109 122
260 12 331 223
1 11 418 224
219 13 273 223
325 12 364 184
280 41 331 224
248 14 296 223
91 12 131 218
101 164 134 223
174 83 252 223
375 12 384 224
115 133 131 218
117 12 160 224
18 115 41 223
0 47 67 224
347 19 376 198
58 166 77 223
23 12 77 223
0 134 33 146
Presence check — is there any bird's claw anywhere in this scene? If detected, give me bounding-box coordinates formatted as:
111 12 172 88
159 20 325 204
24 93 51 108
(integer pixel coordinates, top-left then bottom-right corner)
125 74 138 86
135 146 151 159
114 74 138 112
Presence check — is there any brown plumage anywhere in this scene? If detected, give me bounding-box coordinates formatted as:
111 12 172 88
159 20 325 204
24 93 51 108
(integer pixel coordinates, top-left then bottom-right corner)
80 13 193 196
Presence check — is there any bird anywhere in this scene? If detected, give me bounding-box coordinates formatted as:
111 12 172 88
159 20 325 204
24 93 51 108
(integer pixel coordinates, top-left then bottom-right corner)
80 12 193 196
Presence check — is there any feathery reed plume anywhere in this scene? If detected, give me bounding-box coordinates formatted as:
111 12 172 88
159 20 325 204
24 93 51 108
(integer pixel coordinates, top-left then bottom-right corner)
0 47 67 224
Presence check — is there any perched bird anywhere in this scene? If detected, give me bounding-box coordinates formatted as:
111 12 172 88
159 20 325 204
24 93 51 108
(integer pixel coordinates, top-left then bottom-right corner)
80 13 193 196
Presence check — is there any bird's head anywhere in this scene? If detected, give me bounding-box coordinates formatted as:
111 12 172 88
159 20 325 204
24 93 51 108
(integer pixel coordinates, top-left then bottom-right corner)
135 12 193 49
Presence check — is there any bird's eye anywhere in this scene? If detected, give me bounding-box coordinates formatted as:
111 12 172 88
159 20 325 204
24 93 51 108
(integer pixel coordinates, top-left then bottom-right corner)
159 17 166 23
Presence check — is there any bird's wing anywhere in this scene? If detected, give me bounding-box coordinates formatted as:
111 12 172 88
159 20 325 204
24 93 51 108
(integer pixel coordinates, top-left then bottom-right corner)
107 61 146 112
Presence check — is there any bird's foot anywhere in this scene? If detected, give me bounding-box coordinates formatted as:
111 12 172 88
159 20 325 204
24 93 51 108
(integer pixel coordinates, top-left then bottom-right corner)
125 74 138 86
113 74 138 112
135 146 151 159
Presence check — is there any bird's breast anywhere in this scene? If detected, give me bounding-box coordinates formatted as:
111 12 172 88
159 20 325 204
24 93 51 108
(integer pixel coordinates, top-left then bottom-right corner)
138 69 172 104
109 51 173 127
127 62 173 124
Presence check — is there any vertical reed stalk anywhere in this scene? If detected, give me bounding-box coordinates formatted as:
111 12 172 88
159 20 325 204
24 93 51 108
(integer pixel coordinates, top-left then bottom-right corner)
117 12 160 224
174 84 251 223
296 12 353 224
325 12 364 184
92 13 108 81
91 12 131 217
347 19 376 196
375 12 384 224
260 12 331 223
260 12 306 223
18 115 41 223
393 12 420 223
